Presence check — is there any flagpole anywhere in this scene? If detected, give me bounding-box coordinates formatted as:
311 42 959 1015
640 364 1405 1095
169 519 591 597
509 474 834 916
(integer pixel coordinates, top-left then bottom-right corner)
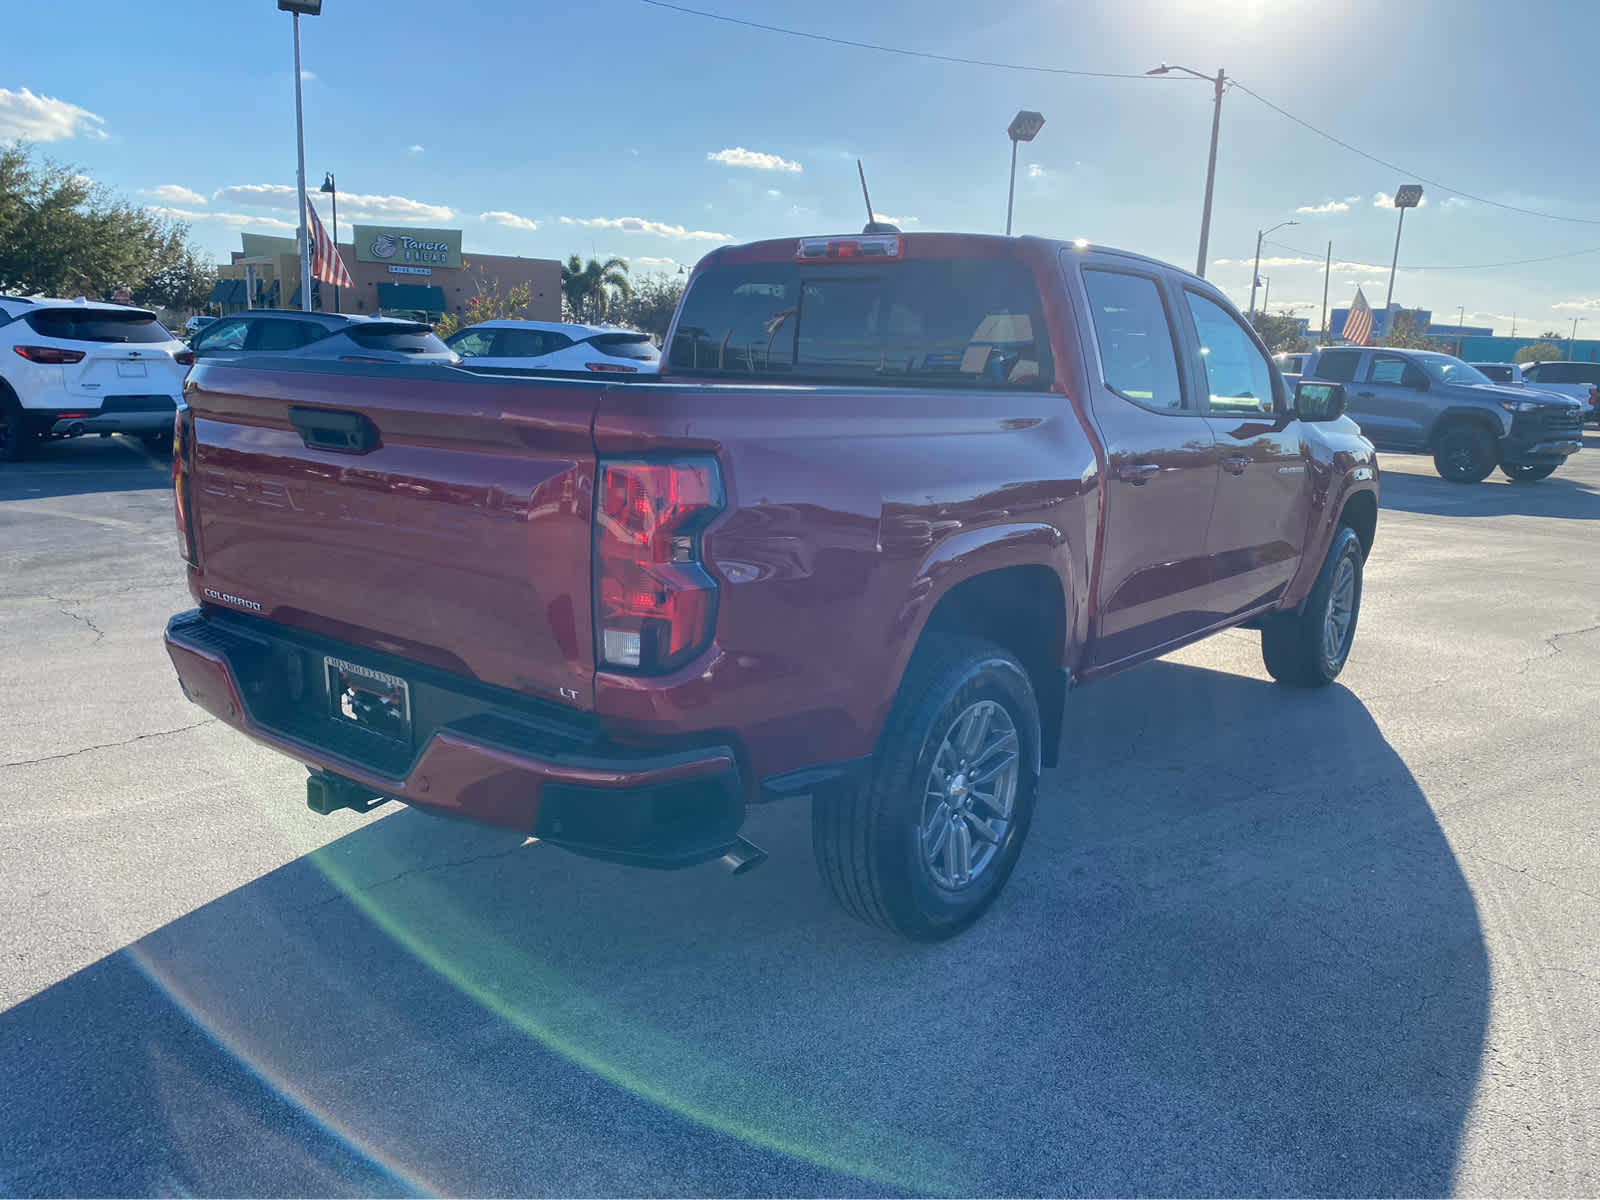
292 11 313 312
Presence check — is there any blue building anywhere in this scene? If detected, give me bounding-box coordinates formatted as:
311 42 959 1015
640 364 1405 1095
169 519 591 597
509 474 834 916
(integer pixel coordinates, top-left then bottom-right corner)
1327 306 1493 345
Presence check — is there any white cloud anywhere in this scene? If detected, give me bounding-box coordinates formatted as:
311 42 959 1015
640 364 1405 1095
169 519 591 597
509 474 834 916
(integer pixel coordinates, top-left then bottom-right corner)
145 205 296 231
142 184 206 206
408 144 424 154
635 256 681 271
300 70 315 81
707 147 802 173
1374 191 1427 208
872 213 918 226
1026 163 1046 179
767 188 782 198
214 183 453 222
1553 297 1600 311
0 88 107 142
1441 196 1467 209
479 209 539 231
560 215 732 242
1296 198 1349 214
1344 194 1362 204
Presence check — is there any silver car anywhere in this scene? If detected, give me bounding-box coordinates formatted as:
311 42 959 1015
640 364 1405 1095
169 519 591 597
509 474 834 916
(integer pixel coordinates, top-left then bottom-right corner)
190 311 460 365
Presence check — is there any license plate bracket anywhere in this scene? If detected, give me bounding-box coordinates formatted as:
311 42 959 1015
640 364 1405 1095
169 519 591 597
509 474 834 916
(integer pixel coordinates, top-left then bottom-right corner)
116 362 147 378
324 655 412 743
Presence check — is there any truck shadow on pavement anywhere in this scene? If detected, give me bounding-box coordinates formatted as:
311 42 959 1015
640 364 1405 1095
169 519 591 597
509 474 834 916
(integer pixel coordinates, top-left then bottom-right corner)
1378 456 1600 520
0 436 170 501
0 661 1487 1198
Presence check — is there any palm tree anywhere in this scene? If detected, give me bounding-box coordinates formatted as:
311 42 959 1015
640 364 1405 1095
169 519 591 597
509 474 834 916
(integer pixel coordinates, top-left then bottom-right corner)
560 255 631 323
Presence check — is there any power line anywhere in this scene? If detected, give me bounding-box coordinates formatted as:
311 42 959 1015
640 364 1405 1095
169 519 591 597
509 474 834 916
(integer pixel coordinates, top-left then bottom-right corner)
1228 82 1600 227
1265 237 1600 272
636 0 1171 79
643 1 1600 232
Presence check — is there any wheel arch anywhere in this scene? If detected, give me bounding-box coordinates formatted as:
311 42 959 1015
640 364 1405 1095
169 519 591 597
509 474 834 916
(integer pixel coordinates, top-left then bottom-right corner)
1426 405 1504 449
1339 489 1377 560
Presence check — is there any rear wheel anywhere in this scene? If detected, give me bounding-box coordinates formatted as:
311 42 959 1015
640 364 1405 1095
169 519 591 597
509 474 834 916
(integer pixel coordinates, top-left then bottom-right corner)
139 430 171 457
1432 425 1496 483
1502 462 1557 482
813 635 1040 941
1262 525 1364 688
0 394 27 463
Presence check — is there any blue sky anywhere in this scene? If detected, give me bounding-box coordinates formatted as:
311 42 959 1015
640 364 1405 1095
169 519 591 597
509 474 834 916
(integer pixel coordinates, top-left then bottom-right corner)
6 0 1600 335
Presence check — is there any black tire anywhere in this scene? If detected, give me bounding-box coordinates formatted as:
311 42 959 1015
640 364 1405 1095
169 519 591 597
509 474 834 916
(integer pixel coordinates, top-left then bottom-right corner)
0 392 27 463
1261 525 1364 688
1431 424 1496 483
1502 462 1557 482
813 635 1040 941
139 430 171 457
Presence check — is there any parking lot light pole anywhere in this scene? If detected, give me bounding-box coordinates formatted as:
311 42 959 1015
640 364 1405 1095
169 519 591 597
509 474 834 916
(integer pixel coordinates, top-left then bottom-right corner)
1569 316 1584 361
1148 64 1226 277
1384 184 1424 314
1249 219 1297 319
1005 110 1045 237
279 0 323 312
320 171 339 313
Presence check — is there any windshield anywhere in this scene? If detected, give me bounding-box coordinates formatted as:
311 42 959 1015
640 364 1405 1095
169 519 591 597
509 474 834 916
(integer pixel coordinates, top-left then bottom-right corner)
1414 352 1493 387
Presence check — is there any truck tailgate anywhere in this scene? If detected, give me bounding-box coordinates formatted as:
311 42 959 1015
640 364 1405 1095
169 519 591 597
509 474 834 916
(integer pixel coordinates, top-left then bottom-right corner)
182 360 598 709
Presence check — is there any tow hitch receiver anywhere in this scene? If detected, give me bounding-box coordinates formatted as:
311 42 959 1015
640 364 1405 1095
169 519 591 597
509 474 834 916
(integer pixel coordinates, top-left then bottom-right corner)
306 770 391 817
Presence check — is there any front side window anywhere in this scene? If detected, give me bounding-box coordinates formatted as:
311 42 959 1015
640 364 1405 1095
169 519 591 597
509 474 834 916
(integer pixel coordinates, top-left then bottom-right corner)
1369 356 1408 385
1476 364 1513 382
1184 291 1273 415
446 329 497 357
1080 269 1186 412
194 319 249 351
668 257 1052 389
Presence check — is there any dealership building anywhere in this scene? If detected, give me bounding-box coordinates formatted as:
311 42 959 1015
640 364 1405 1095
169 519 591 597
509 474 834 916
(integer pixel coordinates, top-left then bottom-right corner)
211 225 561 321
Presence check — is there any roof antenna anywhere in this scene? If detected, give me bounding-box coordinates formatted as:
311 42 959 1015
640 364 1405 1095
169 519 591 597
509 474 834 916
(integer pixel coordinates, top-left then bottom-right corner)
858 160 899 234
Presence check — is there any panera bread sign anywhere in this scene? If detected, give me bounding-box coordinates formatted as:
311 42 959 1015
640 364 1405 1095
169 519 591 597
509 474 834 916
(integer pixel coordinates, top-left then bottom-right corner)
353 224 462 269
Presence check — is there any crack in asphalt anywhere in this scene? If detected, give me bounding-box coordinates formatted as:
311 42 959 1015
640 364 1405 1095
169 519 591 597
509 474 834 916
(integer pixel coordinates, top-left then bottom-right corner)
308 841 533 909
56 607 105 644
1459 849 1600 906
1515 620 1600 676
1 720 216 769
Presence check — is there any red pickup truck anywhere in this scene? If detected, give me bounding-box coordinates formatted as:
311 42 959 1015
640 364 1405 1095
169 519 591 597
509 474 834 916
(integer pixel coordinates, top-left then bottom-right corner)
164 231 1379 940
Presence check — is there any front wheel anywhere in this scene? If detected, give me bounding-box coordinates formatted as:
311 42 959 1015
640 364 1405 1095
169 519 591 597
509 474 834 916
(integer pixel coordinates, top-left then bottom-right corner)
1502 462 1558 482
1432 425 1496 483
0 396 27 463
1261 525 1364 688
813 635 1040 941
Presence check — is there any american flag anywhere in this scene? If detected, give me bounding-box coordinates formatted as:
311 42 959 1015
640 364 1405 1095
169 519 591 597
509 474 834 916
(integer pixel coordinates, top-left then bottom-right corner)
304 196 354 291
1343 287 1373 347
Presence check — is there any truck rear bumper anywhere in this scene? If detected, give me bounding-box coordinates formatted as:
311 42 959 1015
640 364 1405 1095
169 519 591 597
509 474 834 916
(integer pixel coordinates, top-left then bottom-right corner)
164 609 747 868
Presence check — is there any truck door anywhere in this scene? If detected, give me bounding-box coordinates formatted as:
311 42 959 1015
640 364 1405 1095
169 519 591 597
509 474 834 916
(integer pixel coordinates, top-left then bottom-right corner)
1074 261 1222 669
1352 352 1429 450
1177 287 1309 618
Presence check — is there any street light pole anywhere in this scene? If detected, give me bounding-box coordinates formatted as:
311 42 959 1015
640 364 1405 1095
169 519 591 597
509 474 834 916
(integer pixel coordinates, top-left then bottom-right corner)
1320 240 1332 344
1004 110 1045 237
1384 184 1424 314
1261 276 1271 314
1148 64 1226 277
1457 304 1465 355
320 171 339 313
1569 316 1584 361
280 0 323 311
1249 219 1298 319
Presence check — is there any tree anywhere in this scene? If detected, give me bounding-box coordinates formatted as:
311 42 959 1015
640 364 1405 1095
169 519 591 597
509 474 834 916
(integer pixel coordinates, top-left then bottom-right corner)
1538 330 1564 341
606 273 685 344
1382 309 1443 350
434 276 532 337
0 141 211 307
560 254 632 323
1249 309 1310 354
1515 340 1563 364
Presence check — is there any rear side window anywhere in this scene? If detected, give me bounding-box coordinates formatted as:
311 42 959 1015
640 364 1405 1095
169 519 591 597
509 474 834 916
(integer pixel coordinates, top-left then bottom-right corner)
247 319 325 351
25 309 173 344
584 332 658 361
1476 364 1513 382
1081 269 1186 412
1528 361 1600 384
494 328 570 358
344 325 450 355
668 257 1052 389
1314 349 1361 382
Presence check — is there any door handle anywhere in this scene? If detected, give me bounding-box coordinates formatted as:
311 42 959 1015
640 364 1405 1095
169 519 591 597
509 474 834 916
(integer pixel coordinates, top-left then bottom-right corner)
1221 455 1250 475
1115 463 1161 485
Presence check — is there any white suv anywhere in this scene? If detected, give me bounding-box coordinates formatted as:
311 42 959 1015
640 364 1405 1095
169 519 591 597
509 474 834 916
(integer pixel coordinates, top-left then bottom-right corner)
0 296 193 461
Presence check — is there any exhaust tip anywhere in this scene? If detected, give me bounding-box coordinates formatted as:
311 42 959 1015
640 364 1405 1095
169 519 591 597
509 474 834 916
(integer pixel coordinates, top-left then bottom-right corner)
720 836 768 875
65 422 86 437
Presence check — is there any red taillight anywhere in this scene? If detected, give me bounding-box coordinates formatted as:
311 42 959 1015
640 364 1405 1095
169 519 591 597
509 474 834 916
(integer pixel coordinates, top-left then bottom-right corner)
594 459 723 672
172 403 197 566
174 350 195 367
1588 385 1597 408
13 345 86 364
585 362 639 373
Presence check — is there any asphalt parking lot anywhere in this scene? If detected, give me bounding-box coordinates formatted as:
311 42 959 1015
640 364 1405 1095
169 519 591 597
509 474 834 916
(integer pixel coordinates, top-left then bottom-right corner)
2 432 1597 1197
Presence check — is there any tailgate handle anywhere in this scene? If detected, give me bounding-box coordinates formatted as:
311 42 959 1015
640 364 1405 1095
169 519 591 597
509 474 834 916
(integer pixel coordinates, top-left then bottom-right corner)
288 406 380 454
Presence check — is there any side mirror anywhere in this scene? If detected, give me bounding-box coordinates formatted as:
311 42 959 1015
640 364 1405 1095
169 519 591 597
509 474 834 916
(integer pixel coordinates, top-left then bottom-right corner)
1294 380 1347 422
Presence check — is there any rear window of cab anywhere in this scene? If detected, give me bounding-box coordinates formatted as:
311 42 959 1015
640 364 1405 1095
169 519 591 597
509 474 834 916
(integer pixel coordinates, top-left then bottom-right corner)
667 257 1053 389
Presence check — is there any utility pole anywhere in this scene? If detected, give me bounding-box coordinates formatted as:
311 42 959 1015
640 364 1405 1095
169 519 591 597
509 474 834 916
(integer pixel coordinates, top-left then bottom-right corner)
1569 316 1583 361
1320 241 1332 344
1457 305 1465 356
1146 64 1226 277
